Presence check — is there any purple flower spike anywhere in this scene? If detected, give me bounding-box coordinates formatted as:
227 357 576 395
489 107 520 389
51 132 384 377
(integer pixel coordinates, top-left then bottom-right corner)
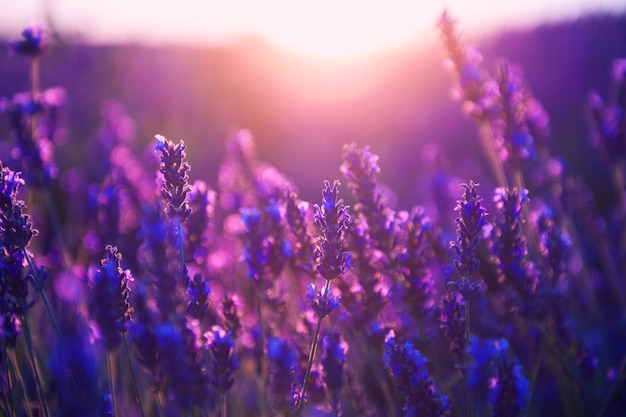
155 134 191 220
384 336 452 417
314 180 351 281
89 245 134 350
306 282 340 319
322 330 346 415
451 180 488 278
9 25 45 56
0 166 37 255
491 359 531 417
210 327 239 395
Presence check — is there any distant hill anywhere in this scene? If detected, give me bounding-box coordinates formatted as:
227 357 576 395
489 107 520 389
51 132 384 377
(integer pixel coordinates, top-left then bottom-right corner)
1 12 625 206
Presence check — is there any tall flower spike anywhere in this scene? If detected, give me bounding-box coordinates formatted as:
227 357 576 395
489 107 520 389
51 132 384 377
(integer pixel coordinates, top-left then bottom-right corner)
89 245 134 350
440 285 466 361
384 336 452 417
340 143 394 255
155 134 191 220
0 165 37 255
491 356 530 417
451 180 488 278
210 327 239 395
321 330 346 415
492 187 539 312
314 180 351 281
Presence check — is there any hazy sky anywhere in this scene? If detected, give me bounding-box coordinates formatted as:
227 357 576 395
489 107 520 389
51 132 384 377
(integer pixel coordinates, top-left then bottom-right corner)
3 0 625 58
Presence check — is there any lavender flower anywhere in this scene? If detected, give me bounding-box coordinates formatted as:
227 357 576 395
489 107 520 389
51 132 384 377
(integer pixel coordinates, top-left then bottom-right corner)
8 24 45 56
493 61 538 168
340 144 394 256
241 203 291 284
155 134 191 220
185 180 216 264
0 88 64 186
99 393 113 417
284 186 315 274
210 327 239 395
0 165 37 255
128 286 163 386
222 293 241 340
321 330 346 415
306 283 340 319
88 245 133 350
467 336 509 405
439 285 466 360
384 336 452 417
156 318 213 410
395 206 437 324
491 187 539 314
268 336 297 415
137 203 181 319
451 181 488 279
438 10 498 120
491 358 530 417
314 180 351 281
186 273 211 320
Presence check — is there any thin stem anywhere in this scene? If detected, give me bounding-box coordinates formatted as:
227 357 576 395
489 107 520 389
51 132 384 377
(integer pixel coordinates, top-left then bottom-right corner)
255 287 269 417
221 393 227 417
7 348 34 417
23 250 61 340
19 313 50 417
106 350 118 417
154 390 165 417
297 279 331 412
122 333 146 417
177 220 185 276
3 344 17 417
478 122 509 188
464 291 474 417
43 189 71 269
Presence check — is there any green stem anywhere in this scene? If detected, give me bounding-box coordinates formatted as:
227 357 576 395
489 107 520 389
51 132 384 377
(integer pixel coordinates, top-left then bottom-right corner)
19 313 50 417
23 250 62 340
478 122 509 188
3 344 17 417
43 189 71 269
7 348 34 417
122 333 146 417
221 393 227 417
106 350 118 417
464 292 474 417
154 391 165 417
296 279 331 412
177 220 185 275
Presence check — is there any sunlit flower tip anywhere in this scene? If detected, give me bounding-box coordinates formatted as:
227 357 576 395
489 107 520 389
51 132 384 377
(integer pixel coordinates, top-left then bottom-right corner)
155 134 191 220
306 282 340 319
314 180 351 281
9 24 45 56
0 166 37 255
451 180 488 277
210 327 239 394
89 245 134 350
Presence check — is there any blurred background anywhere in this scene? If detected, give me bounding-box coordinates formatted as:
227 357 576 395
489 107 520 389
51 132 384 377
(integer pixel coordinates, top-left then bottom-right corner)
1 0 626 207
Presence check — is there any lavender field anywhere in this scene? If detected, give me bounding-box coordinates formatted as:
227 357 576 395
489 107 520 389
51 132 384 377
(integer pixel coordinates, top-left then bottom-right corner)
1 9 626 417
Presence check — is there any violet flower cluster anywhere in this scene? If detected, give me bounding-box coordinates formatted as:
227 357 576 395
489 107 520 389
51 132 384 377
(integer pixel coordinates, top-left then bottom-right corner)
1 13 625 417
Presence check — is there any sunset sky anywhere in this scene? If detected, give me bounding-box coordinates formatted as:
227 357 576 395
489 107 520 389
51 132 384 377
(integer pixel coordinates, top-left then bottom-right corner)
3 0 625 58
